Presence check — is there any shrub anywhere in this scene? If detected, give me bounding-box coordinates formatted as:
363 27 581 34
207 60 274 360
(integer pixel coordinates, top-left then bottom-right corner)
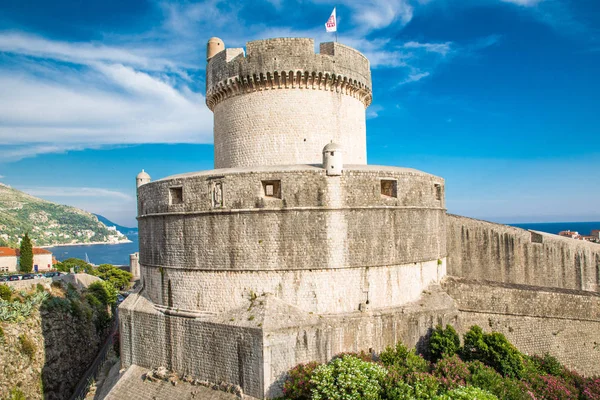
467 361 531 400
95 308 112 333
430 325 461 362
310 355 387 400
0 285 12 301
433 355 471 390
87 281 117 306
282 361 321 399
0 325 4 342
461 326 524 378
434 386 499 400
405 372 442 399
36 283 45 293
380 341 430 376
525 373 579 400
528 354 584 390
19 333 36 360
42 296 71 313
582 378 600 400
383 370 442 400
85 293 102 308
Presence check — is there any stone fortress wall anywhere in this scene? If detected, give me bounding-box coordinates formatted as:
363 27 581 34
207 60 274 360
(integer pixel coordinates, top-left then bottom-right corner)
447 214 600 291
206 38 372 169
137 165 446 314
446 215 600 378
116 37 600 400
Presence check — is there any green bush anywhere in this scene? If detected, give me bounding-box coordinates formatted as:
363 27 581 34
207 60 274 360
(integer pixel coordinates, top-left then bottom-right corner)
36 283 45 293
95 308 112 332
19 333 36 360
0 285 12 301
310 355 387 400
525 373 579 400
87 281 117 306
380 341 430 376
85 293 102 308
0 325 5 342
430 325 461 362
433 355 471 390
282 361 321 399
434 386 499 400
467 361 531 400
41 296 71 313
383 369 442 399
461 326 524 379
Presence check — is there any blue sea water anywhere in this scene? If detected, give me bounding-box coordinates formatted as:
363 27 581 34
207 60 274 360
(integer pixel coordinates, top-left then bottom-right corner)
46 234 139 266
508 221 600 236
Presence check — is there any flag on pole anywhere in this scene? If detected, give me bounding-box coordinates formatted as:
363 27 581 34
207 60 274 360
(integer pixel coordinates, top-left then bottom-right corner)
325 7 337 33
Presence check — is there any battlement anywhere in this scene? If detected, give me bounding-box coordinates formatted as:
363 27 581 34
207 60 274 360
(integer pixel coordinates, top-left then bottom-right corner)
206 38 372 110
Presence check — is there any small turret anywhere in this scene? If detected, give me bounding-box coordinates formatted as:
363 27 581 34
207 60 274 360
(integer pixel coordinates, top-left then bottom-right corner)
323 142 343 176
136 169 151 188
207 37 224 60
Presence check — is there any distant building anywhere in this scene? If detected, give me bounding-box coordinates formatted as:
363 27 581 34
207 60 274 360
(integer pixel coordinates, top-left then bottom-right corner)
0 247 53 273
591 230 600 240
559 230 580 239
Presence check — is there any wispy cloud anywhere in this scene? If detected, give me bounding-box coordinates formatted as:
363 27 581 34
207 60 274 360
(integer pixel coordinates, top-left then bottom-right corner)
403 41 452 56
0 32 212 161
19 187 134 201
500 0 545 6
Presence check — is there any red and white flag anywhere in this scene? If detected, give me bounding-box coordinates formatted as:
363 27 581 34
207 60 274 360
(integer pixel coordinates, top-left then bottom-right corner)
325 7 337 33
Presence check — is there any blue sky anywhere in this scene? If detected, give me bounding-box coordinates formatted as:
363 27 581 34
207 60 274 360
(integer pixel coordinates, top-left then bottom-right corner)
0 0 598 227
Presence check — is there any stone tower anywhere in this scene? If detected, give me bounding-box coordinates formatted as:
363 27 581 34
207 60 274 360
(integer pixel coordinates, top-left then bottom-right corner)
206 38 372 169
122 37 449 399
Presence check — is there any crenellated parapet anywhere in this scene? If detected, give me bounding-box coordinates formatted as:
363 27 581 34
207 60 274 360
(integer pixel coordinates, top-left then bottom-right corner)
206 38 372 111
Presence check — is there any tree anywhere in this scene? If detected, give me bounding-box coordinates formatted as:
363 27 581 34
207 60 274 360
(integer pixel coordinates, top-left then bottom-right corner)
56 258 95 274
19 233 33 273
96 264 132 290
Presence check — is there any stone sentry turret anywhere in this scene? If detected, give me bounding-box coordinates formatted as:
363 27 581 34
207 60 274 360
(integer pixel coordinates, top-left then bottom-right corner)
206 37 372 169
122 37 447 399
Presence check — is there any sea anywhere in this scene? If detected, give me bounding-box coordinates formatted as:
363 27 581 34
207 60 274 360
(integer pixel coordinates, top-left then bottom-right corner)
507 221 600 236
46 234 139 266
45 221 600 266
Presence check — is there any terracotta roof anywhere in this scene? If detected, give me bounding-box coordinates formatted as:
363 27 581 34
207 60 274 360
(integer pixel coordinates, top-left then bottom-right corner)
0 247 52 257
0 247 17 257
31 248 52 255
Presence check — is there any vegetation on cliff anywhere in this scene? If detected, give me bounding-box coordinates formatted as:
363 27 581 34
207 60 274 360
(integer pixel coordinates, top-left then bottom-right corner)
281 324 600 400
0 183 128 247
0 280 116 399
54 258 132 290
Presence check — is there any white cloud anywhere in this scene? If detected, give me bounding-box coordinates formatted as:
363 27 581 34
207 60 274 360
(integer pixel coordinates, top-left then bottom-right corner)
403 41 452 56
0 32 182 72
0 32 212 160
398 71 430 85
500 0 544 6
19 187 134 201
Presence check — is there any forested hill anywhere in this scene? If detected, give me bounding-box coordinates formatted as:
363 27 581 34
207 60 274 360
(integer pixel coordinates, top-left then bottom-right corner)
0 183 129 247
94 214 138 235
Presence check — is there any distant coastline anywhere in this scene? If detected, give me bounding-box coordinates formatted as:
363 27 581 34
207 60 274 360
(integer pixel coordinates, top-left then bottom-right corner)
39 238 132 249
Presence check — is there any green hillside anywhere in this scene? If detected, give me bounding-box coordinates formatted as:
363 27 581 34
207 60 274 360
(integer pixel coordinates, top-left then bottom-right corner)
0 183 128 247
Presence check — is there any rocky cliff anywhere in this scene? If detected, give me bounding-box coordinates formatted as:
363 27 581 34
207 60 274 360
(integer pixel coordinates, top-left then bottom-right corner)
0 280 113 399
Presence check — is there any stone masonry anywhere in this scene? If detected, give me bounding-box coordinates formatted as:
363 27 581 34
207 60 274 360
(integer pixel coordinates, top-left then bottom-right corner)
114 37 600 400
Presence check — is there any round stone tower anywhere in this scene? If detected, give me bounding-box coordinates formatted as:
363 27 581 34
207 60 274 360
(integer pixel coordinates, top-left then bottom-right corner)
206 37 372 169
